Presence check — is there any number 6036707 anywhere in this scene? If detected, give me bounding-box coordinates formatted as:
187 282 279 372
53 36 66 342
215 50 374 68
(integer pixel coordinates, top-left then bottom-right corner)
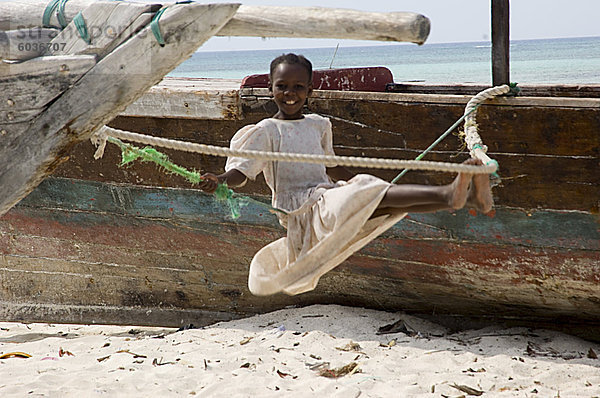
17 42 66 52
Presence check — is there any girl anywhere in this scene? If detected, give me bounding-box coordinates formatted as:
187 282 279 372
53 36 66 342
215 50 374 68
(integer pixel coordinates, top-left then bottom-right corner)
199 53 493 296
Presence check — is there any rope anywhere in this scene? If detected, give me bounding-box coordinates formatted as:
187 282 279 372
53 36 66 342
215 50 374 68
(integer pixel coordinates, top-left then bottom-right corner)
56 0 70 29
151 6 168 46
391 105 479 183
391 84 513 183
92 126 497 174
462 84 512 178
73 12 91 44
42 0 61 28
103 135 287 218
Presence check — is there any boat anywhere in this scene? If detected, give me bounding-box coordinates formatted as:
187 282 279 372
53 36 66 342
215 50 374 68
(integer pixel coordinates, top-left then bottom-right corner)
1 1 598 341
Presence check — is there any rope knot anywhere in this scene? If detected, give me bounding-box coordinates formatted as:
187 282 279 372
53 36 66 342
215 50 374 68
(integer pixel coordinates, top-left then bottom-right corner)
90 127 109 159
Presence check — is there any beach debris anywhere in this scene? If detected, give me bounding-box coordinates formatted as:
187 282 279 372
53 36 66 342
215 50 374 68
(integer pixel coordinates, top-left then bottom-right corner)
239 336 254 345
450 383 484 396
0 352 31 359
97 355 111 362
240 362 256 370
307 361 330 371
41 357 59 361
270 345 296 353
315 361 361 378
336 341 362 352
59 347 74 357
526 341 581 360
117 349 147 359
463 367 486 373
377 319 417 336
277 369 297 379
587 348 598 359
152 357 175 366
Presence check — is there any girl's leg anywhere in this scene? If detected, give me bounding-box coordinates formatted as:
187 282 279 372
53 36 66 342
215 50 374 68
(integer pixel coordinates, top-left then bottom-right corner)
377 159 493 214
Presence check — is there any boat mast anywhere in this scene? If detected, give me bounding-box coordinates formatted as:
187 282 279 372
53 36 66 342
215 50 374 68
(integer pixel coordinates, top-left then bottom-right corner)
491 0 510 85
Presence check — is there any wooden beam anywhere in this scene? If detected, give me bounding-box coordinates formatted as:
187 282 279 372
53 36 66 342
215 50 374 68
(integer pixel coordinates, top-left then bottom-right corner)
217 6 430 44
121 78 242 120
0 3 240 216
491 0 510 85
1 1 430 45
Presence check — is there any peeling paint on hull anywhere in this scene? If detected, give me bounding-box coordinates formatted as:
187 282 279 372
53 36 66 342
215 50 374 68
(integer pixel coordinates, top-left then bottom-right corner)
1 177 598 338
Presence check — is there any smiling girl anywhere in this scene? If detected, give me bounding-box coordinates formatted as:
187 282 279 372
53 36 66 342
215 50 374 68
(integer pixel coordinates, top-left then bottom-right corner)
199 53 492 296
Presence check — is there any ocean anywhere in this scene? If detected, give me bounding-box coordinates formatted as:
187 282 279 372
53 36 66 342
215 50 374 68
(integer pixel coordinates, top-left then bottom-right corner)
169 36 600 85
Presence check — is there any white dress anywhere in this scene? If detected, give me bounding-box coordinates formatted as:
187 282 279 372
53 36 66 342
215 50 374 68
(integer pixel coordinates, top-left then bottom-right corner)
225 114 406 295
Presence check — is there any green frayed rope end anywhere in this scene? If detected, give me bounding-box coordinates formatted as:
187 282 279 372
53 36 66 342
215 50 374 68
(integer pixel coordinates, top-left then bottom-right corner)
110 137 244 219
215 183 241 220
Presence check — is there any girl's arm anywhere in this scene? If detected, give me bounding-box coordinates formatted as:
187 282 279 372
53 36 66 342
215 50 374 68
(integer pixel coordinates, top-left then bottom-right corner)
327 166 355 182
199 169 247 193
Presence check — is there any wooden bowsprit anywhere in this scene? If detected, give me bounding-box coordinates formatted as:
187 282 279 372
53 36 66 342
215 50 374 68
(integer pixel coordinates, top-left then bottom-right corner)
0 3 240 216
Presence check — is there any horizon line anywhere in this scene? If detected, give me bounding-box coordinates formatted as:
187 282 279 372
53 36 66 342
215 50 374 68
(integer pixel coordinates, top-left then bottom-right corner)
196 35 600 53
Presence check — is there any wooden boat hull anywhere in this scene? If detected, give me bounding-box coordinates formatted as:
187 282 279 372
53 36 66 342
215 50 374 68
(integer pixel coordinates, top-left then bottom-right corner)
1 78 599 339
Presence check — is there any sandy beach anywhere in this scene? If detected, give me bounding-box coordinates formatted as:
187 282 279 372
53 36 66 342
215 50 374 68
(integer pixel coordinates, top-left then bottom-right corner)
1 304 599 397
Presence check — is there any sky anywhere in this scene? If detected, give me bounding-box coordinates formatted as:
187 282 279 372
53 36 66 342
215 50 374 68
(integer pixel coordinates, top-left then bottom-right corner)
4 0 598 51
195 0 600 51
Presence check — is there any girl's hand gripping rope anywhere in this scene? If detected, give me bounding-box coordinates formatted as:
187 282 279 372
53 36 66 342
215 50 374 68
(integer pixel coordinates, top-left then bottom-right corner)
199 173 221 193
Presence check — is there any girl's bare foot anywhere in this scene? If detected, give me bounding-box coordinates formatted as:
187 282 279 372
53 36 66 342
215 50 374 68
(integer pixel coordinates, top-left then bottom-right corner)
448 159 478 209
467 166 494 213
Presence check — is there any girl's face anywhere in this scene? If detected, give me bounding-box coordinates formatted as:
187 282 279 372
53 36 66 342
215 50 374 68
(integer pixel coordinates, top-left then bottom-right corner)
270 63 313 120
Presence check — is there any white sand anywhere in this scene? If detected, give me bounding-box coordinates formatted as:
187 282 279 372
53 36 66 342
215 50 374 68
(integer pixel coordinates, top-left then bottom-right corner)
1 304 599 397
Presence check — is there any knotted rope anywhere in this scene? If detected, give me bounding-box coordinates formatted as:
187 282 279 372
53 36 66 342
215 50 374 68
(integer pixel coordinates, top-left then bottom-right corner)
462 84 514 174
92 126 496 174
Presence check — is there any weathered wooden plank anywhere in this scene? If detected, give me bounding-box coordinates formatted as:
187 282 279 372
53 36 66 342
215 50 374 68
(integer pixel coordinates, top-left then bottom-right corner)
121 78 242 120
0 3 240 217
386 82 600 98
0 301 237 328
11 177 599 252
0 28 58 61
241 87 600 109
2 2 430 45
0 55 96 111
120 76 600 121
0 108 40 124
1 179 598 329
45 1 158 59
217 5 430 44
2 220 598 319
308 89 600 109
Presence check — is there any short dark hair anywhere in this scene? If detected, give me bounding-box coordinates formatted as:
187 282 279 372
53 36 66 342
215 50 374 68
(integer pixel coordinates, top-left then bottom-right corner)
269 53 313 83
